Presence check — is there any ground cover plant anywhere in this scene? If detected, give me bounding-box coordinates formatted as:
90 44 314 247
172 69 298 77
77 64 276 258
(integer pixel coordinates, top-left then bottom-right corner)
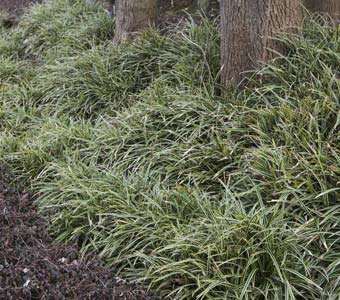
1 0 340 299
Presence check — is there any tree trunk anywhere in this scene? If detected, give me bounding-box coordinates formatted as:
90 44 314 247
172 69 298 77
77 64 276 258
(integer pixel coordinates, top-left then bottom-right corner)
305 0 340 24
114 0 157 44
220 0 303 85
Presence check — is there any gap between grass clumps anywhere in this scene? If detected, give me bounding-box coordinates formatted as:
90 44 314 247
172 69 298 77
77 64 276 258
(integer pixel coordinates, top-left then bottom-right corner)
1 1 340 299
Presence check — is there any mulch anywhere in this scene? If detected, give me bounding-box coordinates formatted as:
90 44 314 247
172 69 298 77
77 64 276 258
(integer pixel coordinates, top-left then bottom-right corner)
0 166 159 300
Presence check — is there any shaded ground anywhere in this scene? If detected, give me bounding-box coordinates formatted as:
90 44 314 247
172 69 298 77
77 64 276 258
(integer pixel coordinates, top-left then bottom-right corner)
0 166 159 300
0 0 40 14
158 0 220 29
0 0 41 28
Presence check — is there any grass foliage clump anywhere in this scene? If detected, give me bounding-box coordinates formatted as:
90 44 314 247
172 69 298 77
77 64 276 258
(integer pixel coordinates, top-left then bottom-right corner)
3 0 115 59
1 1 340 299
38 164 320 299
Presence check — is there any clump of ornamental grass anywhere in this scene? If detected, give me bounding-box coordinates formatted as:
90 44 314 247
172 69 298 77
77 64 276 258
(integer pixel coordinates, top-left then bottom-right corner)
33 162 323 300
80 83 241 189
27 34 173 117
30 19 219 118
0 116 99 180
0 4 221 175
0 56 36 83
0 13 219 118
0 0 114 59
161 16 221 90
235 20 340 211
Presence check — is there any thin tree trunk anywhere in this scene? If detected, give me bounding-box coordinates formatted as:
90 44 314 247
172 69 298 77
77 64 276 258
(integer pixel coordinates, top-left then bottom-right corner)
114 0 157 44
305 0 340 24
220 0 303 85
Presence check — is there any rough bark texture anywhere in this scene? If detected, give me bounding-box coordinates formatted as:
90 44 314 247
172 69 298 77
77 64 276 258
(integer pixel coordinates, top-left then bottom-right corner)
221 0 303 85
114 0 157 44
305 0 340 24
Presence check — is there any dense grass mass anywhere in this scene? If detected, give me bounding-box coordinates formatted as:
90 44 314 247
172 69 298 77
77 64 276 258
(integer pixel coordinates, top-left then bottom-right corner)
1 1 340 299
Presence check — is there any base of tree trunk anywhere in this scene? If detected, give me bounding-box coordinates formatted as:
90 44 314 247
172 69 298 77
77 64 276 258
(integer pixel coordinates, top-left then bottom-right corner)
114 0 157 44
220 0 303 85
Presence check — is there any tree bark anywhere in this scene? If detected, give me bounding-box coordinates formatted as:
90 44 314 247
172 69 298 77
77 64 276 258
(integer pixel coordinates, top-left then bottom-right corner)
220 0 303 85
114 0 157 44
305 0 340 24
